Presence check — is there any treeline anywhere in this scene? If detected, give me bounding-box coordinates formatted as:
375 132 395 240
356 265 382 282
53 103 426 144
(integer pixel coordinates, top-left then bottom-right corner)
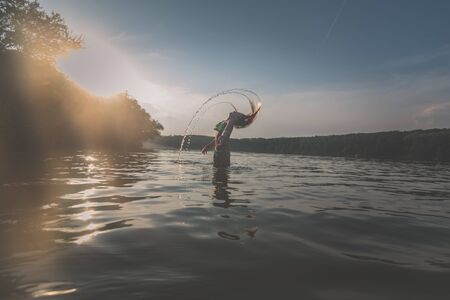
0 52 163 173
156 129 450 162
1 0 162 179
1 52 163 152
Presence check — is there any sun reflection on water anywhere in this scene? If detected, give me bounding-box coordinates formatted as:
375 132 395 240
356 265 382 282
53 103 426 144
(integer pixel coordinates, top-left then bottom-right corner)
40 152 204 247
84 155 97 162
85 223 98 231
3 150 450 300
33 288 77 298
76 209 95 221
24 282 77 298
75 230 99 244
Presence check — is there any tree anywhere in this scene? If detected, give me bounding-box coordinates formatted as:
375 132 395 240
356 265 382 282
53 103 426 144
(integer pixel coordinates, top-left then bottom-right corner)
0 0 83 62
157 129 450 162
0 0 164 176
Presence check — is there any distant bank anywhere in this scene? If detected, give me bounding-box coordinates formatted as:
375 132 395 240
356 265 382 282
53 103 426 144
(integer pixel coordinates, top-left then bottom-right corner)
156 129 450 162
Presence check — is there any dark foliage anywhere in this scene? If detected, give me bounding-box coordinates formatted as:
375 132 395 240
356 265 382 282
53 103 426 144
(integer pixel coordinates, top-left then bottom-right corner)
0 52 163 154
157 129 450 162
0 0 163 180
0 0 83 62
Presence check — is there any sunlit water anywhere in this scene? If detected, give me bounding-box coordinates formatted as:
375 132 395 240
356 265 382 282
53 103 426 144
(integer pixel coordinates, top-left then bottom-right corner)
1 150 450 299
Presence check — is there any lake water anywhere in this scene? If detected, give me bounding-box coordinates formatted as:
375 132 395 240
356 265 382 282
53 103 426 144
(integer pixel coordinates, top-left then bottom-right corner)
1 150 450 299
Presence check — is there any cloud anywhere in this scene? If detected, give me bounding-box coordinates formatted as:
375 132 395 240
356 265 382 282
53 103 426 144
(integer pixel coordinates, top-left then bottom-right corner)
136 71 450 138
109 31 149 43
137 51 166 60
415 102 450 128
323 0 347 42
245 72 450 137
374 45 450 76
109 32 167 61
57 32 450 138
55 32 209 135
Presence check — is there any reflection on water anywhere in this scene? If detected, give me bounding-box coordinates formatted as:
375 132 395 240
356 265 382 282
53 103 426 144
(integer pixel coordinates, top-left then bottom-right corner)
212 167 235 209
212 167 258 240
212 167 230 202
1 150 450 299
24 282 77 298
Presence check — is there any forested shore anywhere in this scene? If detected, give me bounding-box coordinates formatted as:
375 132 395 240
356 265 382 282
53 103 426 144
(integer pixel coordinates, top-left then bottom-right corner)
157 129 450 162
1 0 162 180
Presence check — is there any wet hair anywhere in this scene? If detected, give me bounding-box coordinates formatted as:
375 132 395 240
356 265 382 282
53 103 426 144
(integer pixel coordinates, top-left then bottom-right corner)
234 105 261 129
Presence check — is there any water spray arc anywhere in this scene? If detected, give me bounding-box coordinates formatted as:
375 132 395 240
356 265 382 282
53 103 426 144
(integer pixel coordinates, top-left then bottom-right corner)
178 89 262 162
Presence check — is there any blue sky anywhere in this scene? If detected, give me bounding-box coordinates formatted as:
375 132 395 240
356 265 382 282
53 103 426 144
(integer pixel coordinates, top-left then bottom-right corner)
40 0 450 137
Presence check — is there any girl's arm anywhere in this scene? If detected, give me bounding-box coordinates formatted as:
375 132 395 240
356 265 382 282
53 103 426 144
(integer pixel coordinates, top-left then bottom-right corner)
201 138 215 154
221 112 241 141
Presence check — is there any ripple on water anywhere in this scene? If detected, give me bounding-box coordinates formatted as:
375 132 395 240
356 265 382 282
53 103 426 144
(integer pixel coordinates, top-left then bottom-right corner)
1 150 450 299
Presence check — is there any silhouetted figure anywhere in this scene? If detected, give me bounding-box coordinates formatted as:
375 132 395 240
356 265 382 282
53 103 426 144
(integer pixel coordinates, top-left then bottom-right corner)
201 111 259 167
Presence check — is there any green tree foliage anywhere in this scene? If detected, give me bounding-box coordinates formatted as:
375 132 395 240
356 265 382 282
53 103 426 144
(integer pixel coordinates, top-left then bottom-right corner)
0 0 163 180
157 129 450 162
1 52 163 155
0 0 83 62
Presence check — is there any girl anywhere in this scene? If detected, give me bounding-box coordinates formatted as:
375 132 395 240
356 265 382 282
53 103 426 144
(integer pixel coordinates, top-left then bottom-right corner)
201 109 260 168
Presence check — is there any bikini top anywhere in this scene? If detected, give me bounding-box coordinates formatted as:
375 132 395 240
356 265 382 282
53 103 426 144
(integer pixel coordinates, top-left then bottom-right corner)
214 121 227 132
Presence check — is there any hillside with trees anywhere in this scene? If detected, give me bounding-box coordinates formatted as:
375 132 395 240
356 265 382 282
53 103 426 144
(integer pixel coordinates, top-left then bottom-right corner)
157 129 450 162
1 0 163 177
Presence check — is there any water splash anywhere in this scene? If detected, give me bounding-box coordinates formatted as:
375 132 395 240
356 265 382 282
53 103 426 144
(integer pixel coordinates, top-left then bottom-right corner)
178 89 262 163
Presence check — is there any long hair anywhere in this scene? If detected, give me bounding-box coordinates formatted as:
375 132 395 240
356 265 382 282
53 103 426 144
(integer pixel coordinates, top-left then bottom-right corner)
234 102 262 129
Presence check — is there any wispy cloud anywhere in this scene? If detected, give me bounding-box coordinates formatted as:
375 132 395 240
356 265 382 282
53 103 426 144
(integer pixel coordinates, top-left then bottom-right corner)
109 31 150 43
109 31 168 62
415 102 450 128
131 69 450 138
323 0 347 42
250 72 450 137
372 44 450 76
55 19 450 138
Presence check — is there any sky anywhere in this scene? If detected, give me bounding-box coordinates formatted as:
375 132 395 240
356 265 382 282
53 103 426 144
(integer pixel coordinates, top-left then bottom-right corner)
40 0 450 138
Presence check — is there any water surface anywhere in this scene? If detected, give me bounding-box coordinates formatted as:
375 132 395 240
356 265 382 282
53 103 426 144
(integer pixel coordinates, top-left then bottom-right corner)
1 150 450 299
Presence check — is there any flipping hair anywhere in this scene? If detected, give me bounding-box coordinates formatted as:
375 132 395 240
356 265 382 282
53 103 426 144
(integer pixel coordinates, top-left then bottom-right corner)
234 103 262 129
